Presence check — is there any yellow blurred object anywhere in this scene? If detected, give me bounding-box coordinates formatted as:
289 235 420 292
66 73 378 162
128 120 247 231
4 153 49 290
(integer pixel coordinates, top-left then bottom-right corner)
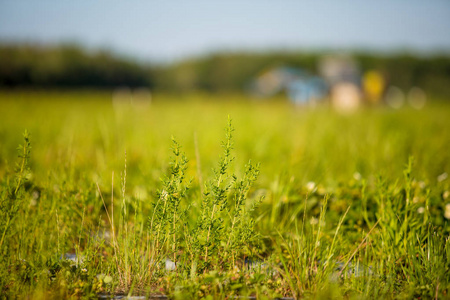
363 70 385 104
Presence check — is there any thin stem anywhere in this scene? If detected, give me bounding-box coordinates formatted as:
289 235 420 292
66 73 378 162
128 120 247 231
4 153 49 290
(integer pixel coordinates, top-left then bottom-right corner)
14 141 28 195
339 218 380 278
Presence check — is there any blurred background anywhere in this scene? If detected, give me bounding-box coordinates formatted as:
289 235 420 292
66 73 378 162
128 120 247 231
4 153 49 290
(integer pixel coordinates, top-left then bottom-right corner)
0 0 450 107
2 4 450 299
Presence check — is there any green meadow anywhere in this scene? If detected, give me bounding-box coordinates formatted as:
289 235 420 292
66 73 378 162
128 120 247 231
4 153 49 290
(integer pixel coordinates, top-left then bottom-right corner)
0 90 449 299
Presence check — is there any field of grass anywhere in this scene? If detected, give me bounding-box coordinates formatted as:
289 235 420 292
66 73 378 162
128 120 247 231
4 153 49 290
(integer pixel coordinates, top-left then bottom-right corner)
0 90 449 299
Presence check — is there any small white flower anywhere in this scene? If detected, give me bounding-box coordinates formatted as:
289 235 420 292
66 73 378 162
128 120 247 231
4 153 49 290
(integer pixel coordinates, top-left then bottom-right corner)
306 181 316 192
317 187 327 195
310 217 319 225
103 275 113 284
443 191 449 200
437 172 448 182
444 204 450 220
417 207 425 214
353 172 362 181
32 190 40 200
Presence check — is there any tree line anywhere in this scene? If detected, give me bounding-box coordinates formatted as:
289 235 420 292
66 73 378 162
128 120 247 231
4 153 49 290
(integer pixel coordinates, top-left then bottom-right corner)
1 44 449 97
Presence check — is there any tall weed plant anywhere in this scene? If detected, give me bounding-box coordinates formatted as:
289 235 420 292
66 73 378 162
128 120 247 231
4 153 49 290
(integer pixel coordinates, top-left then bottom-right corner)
147 118 262 277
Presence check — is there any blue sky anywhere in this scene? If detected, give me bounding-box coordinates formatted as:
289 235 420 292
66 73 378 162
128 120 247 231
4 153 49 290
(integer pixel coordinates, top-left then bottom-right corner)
1 1 450 62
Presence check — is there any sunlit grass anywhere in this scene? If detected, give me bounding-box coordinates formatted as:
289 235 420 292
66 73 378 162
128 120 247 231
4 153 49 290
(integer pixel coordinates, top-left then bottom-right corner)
0 90 449 299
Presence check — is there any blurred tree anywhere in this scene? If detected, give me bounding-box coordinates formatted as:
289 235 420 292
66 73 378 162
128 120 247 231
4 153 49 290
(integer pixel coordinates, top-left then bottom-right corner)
1 44 449 98
0 44 154 88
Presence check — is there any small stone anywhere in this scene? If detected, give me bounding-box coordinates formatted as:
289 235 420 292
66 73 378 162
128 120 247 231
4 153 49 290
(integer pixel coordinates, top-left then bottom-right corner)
165 258 176 271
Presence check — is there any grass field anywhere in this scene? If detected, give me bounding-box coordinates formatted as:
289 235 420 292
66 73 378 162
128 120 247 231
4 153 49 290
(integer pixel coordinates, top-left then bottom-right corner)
0 90 449 299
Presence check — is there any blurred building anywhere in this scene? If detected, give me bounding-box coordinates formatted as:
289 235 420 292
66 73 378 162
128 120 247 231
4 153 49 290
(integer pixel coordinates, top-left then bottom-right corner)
250 55 414 112
318 54 362 112
250 66 328 106
318 55 360 86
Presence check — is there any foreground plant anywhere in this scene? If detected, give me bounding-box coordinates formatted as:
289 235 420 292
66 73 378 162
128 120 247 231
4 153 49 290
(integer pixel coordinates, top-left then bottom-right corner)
186 118 262 275
146 119 263 278
95 119 265 295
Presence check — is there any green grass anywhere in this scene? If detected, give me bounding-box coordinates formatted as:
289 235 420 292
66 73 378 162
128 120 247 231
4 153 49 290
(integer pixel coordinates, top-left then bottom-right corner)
0 90 449 299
